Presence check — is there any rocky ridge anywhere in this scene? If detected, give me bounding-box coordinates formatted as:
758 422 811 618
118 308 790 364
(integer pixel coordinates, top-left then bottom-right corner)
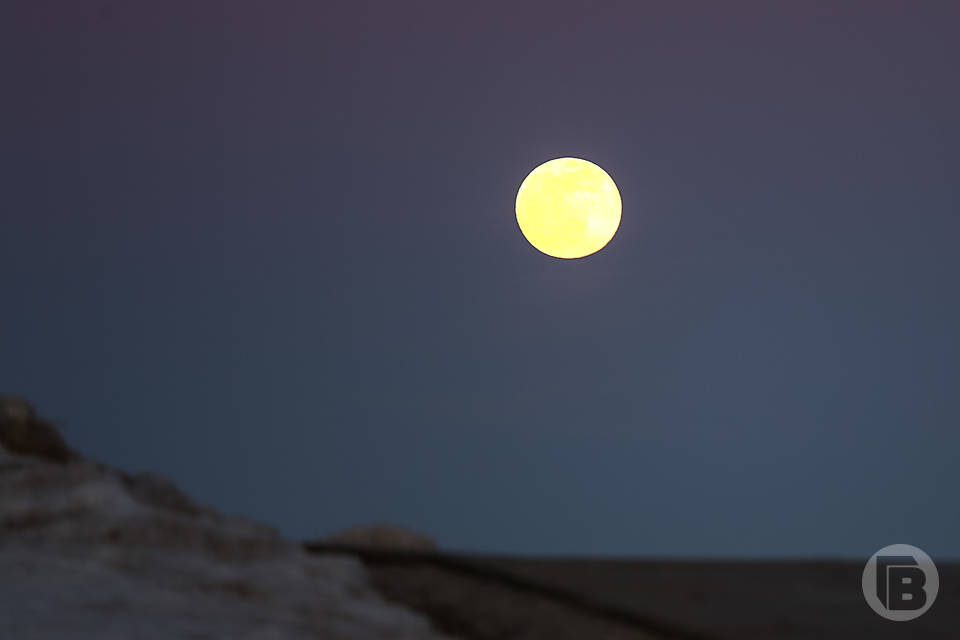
0 396 453 640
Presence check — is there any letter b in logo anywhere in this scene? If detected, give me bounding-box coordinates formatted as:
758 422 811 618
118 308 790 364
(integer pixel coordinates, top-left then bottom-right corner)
863 544 938 621
876 555 926 610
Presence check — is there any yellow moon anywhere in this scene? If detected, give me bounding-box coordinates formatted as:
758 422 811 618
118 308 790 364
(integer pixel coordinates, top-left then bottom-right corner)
515 157 622 259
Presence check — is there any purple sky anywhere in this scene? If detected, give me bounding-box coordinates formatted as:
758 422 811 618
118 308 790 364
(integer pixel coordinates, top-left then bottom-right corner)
3 1 959 557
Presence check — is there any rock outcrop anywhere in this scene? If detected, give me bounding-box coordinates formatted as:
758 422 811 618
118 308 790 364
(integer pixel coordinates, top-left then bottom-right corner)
0 397 453 640
0 394 78 463
324 524 439 552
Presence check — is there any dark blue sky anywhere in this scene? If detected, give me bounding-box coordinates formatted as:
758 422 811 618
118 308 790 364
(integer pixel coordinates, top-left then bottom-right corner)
3 1 959 557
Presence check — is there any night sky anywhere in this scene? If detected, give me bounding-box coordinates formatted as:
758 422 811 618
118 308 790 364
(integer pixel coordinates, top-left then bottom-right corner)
4 2 959 557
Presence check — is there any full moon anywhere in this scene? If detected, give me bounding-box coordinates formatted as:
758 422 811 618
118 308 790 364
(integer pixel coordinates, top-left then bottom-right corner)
515 157 622 259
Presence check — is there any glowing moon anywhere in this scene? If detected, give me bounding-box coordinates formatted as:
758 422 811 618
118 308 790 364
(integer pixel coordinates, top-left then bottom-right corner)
515 157 622 259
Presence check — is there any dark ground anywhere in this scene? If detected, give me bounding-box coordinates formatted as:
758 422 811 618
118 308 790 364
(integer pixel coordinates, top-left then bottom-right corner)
308 545 958 640
477 556 960 639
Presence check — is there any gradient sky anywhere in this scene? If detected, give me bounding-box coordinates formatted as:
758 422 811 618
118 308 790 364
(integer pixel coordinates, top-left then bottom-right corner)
3 1 959 557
